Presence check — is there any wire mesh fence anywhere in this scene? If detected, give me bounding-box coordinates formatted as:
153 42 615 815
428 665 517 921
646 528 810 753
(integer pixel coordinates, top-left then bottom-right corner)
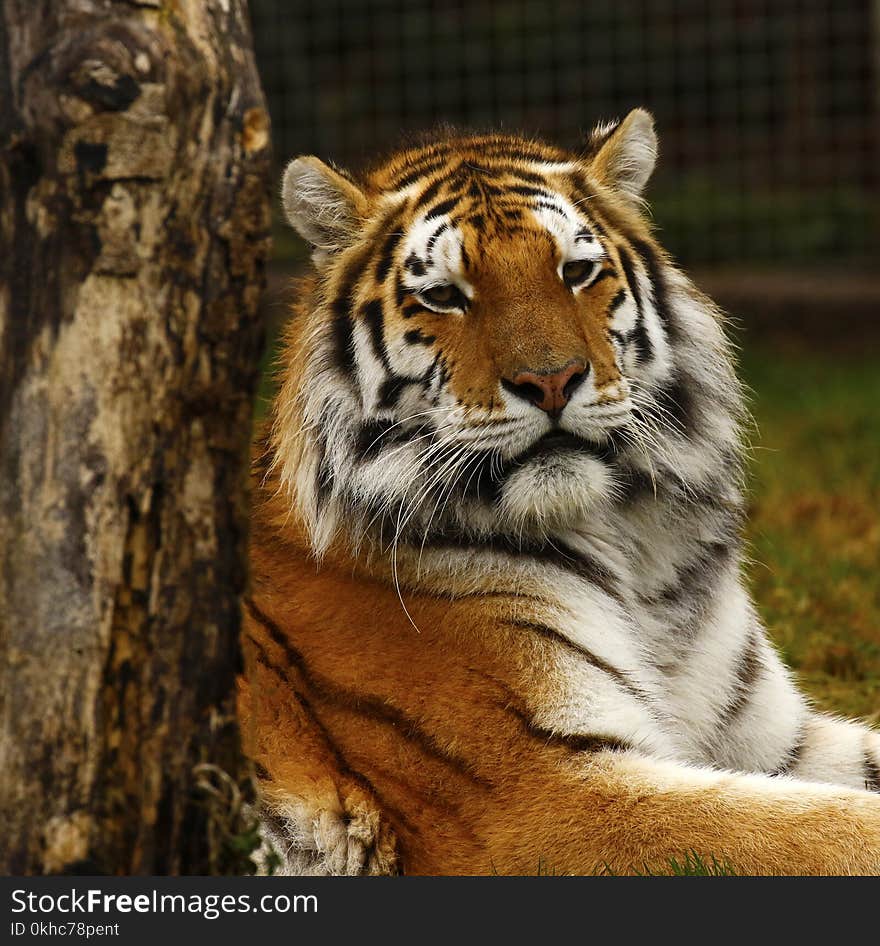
250 0 879 267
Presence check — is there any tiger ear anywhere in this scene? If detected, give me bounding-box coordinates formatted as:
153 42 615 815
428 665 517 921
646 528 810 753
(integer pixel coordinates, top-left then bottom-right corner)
586 108 658 202
281 156 368 259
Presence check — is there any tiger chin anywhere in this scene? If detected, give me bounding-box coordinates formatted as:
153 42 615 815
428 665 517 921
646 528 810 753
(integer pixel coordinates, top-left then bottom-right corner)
238 109 880 876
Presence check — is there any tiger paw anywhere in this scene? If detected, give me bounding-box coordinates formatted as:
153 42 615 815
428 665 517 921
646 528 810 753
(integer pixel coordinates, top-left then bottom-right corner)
257 794 399 876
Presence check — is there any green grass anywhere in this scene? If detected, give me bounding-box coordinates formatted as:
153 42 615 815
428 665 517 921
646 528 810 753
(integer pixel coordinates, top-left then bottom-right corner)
741 343 880 723
632 853 737 876
497 853 737 875
534 853 737 876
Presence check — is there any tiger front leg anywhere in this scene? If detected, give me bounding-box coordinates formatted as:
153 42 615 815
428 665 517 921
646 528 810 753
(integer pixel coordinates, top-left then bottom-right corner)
783 712 880 793
706 637 880 793
236 665 400 876
491 749 880 876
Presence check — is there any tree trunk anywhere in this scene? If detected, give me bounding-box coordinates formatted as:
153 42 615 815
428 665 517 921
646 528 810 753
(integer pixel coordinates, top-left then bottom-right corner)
0 0 271 874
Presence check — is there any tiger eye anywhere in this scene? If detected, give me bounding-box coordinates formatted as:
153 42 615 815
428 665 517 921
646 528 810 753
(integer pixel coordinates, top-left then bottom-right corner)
562 260 594 285
423 284 457 306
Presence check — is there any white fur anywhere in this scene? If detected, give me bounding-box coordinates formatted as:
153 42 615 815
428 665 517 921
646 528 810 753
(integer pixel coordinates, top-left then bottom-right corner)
594 109 658 200
282 157 362 263
267 143 880 876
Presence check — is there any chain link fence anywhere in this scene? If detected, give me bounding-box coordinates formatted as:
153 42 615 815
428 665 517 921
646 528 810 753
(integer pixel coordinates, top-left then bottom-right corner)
250 0 878 267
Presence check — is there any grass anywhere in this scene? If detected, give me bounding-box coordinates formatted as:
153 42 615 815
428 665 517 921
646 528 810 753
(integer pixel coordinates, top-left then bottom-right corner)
741 341 880 723
500 852 738 875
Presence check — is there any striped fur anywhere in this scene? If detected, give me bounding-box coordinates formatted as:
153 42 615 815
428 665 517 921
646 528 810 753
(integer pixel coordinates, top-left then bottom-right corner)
239 110 880 875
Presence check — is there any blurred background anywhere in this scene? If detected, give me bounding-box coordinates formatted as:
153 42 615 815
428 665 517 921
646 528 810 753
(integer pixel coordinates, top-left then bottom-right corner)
249 0 880 719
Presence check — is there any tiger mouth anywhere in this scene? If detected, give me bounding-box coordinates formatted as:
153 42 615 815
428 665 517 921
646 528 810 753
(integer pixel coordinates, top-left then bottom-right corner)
514 430 619 465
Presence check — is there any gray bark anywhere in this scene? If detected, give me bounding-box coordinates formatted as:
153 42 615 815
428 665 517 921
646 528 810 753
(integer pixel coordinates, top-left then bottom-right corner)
0 0 271 874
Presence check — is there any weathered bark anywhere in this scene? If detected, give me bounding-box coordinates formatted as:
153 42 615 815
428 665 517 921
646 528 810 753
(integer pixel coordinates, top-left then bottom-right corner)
0 0 271 874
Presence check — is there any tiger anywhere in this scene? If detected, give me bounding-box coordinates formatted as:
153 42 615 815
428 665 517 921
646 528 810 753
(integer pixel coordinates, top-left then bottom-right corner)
237 108 880 875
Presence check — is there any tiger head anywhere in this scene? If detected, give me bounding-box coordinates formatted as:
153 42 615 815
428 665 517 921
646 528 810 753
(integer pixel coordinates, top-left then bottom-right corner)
271 109 740 553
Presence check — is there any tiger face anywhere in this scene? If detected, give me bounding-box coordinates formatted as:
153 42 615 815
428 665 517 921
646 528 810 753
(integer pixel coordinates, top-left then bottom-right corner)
276 110 686 550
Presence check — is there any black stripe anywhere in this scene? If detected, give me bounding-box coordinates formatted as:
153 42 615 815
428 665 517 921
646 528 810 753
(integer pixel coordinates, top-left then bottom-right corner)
642 540 733 608
629 319 654 364
362 299 391 369
378 377 408 409
465 180 507 199
404 253 426 277
769 725 808 776
449 589 549 604
716 630 763 729
413 176 443 208
534 200 566 216
608 288 627 313
419 528 621 602
629 375 699 440
526 727 632 757
488 166 549 185
586 215 609 239
374 228 403 282
425 222 448 254
610 245 653 362
585 193 679 338
629 237 671 328
404 329 436 345
468 665 635 757
245 598 492 788
467 145 556 162
394 273 408 307
863 741 880 793
424 196 460 220
589 267 616 287
315 450 334 511
655 376 697 434
329 208 405 375
247 635 417 843
567 169 598 203
357 419 401 460
330 261 366 374
505 618 648 702
401 301 426 318
507 184 553 199
362 299 423 408
391 151 454 188
394 164 446 190
616 244 643 316
461 163 548 185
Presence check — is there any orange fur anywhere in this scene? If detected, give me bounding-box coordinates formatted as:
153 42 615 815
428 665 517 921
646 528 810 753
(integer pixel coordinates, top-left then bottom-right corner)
240 125 880 875
241 492 880 874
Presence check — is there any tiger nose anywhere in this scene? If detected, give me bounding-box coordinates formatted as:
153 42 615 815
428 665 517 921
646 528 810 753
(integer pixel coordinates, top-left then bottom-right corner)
503 360 588 417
